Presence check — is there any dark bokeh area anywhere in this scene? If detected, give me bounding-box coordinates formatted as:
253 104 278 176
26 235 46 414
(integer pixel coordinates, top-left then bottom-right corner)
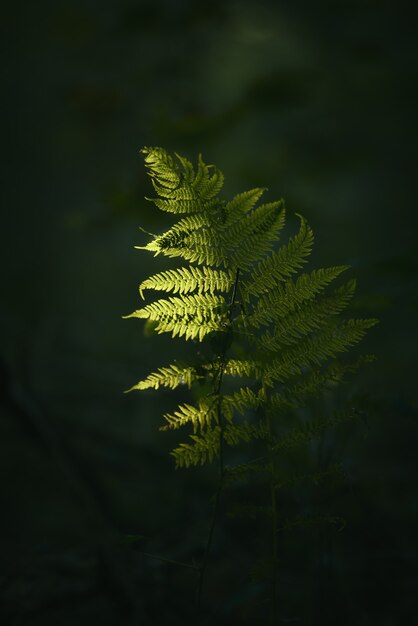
2 1 417 624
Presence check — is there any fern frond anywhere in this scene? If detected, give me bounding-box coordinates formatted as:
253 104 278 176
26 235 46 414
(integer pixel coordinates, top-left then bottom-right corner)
138 225 227 265
224 462 270 484
149 177 197 202
269 357 373 413
127 146 378 606
204 201 285 270
257 279 357 351
221 386 267 421
141 147 181 192
135 214 207 256
146 198 284 268
174 152 195 184
223 187 267 225
224 421 268 445
272 409 360 452
250 265 350 328
171 420 268 468
161 397 217 433
124 293 228 341
244 215 314 298
135 211 218 260
204 358 263 379
171 427 220 468
265 318 378 384
126 364 199 392
227 202 286 270
156 213 210 240
129 146 377 501
149 197 212 215
139 266 234 298
193 153 225 200
141 148 223 213
170 229 226 266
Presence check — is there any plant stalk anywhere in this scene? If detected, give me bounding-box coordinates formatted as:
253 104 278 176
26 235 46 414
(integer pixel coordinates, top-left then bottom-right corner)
266 410 279 621
195 268 240 623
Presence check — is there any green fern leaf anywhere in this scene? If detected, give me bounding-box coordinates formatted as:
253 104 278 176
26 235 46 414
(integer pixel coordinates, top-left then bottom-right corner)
221 386 266 421
126 364 199 392
139 266 234 298
257 279 357 351
249 265 350 328
244 215 314 298
224 462 270 484
161 397 218 433
126 147 378 610
142 148 223 213
226 202 286 270
269 356 375 413
171 421 267 468
223 187 267 225
265 318 378 384
171 427 221 468
135 213 209 256
141 147 181 192
272 409 360 452
193 153 225 200
127 147 378 559
224 421 268 445
204 358 263 380
138 224 225 265
174 152 195 184
148 197 208 214
124 293 228 341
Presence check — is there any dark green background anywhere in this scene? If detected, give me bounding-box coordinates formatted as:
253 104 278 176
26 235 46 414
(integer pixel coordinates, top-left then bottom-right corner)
2 1 417 624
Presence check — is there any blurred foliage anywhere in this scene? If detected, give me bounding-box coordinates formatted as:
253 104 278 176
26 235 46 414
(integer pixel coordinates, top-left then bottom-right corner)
1 0 418 624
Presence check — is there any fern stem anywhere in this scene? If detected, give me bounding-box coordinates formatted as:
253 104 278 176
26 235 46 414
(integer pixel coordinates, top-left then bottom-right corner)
195 470 224 621
266 410 279 622
195 268 240 624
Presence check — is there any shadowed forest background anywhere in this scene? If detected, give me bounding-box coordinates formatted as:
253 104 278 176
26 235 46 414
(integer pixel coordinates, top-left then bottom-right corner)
2 1 418 624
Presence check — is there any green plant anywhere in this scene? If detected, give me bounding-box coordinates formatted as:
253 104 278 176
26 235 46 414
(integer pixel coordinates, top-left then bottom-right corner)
125 147 377 622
